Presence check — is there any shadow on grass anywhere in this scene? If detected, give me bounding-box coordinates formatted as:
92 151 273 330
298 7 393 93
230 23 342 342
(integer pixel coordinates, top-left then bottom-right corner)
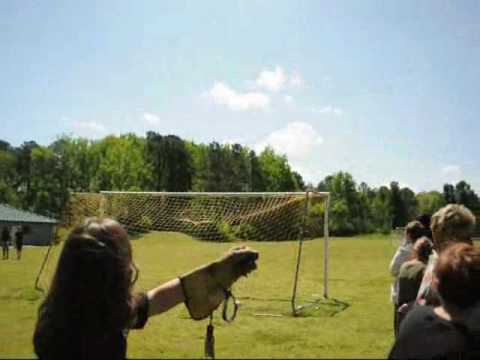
236 296 350 318
293 297 350 318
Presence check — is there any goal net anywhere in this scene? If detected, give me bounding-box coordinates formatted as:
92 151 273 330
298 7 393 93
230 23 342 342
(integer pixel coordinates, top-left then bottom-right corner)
53 191 330 315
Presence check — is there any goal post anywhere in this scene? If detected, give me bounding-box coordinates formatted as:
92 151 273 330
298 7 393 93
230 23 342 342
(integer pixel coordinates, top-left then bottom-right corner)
63 190 330 315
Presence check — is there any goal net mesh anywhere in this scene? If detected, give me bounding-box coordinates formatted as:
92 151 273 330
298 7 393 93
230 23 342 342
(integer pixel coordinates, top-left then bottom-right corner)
40 191 333 316
63 192 326 242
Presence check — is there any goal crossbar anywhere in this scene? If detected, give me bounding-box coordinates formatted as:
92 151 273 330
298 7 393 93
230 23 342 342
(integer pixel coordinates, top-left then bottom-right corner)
100 191 329 197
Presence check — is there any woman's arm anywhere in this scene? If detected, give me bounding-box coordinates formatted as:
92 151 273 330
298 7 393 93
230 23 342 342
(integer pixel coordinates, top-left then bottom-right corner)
147 278 185 317
145 246 258 320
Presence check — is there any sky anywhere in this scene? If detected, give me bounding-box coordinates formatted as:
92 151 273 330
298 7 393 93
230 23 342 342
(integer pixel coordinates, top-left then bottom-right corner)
1 0 479 192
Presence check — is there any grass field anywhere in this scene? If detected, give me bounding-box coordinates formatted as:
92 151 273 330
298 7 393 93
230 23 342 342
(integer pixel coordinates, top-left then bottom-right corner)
0 232 398 358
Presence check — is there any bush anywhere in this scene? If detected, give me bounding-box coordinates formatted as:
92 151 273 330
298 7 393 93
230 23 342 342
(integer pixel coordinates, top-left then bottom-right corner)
217 222 236 242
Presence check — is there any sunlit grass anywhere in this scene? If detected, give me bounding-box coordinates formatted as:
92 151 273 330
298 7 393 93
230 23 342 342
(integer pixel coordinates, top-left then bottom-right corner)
0 232 397 358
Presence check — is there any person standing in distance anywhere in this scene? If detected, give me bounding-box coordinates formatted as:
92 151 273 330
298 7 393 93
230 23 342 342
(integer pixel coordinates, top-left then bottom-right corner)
15 226 24 260
1 226 11 260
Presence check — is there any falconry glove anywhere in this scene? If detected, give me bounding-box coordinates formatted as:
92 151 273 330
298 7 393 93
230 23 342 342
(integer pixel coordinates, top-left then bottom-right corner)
180 246 259 320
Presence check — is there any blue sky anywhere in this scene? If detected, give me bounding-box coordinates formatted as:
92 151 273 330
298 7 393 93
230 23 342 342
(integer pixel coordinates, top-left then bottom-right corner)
1 0 479 192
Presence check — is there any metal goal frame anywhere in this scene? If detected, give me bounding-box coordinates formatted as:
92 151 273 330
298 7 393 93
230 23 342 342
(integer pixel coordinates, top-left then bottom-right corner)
97 190 331 316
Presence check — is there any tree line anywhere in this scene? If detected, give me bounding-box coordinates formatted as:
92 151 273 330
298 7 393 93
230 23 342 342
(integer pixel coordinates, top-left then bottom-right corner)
317 172 479 235
0 133 478 236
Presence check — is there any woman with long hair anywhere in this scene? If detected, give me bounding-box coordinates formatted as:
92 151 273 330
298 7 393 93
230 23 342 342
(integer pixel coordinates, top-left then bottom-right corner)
33 218 258 360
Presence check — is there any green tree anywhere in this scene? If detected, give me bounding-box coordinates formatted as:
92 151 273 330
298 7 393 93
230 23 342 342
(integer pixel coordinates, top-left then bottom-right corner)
29 146 69 217
454 181 480 210
248 150 266 191
400 187 418 222
0 140 20 206
228 143 251 191
292 171 306 191
390 182 414 228
50 136 97 192
92 134 151 191
258 147 297 191
443 183 456 204
204 142 229 191
371 186 393 233
188 142 209 191
15 141 39 208
317 172 365 235
416 191 445 215
145 132 193 191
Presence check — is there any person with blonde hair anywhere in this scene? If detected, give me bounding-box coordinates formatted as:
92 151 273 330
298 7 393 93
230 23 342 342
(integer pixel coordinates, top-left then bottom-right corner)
33 218 258 360
416 204 476 305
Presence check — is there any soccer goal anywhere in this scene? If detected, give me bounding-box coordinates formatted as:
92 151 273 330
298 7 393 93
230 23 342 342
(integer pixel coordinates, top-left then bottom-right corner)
63 191 330 316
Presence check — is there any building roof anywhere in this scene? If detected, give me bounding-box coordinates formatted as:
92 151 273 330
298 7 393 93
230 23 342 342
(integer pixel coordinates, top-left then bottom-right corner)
0 204 58 224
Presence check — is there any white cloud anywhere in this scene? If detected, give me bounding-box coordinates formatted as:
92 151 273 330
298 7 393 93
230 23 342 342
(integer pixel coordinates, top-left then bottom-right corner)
255 66 305 92
143 112 160 126
284 95 294 104
294 167 324 185
72 120 107 138
255 121 323 162
441 165 462 183
311 106 344 116
222 137 245 146
255 66 288 92
208 82 270 111
289 72 304 88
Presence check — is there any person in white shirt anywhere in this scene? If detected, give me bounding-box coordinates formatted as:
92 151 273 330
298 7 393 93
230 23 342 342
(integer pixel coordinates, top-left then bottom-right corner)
389 220 427 336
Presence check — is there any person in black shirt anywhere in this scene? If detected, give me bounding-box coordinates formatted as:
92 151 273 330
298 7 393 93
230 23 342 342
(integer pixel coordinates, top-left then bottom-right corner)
33 218 259 360
14 227 24 260
389 243 480 359
1 226 11 260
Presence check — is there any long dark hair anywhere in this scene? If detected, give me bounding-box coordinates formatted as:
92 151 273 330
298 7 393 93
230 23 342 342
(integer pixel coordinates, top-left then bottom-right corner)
33 218 139 359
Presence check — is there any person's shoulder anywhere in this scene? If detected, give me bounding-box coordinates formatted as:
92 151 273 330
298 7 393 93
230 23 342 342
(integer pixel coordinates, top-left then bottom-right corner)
400 304 437 330
406 303 434 317
390 306 441 359
398 261 412 275
399 260 423 276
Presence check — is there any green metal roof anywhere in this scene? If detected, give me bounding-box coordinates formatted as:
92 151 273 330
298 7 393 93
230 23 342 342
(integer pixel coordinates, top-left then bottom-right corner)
0 204 58 224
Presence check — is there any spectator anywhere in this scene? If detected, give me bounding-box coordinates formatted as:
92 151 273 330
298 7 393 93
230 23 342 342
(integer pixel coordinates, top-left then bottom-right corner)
390 243 480 359
15 226 24 260
389 221 426 336
1 226 11 260
33 218 258 360
416 204 476 306
395 236 433 332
